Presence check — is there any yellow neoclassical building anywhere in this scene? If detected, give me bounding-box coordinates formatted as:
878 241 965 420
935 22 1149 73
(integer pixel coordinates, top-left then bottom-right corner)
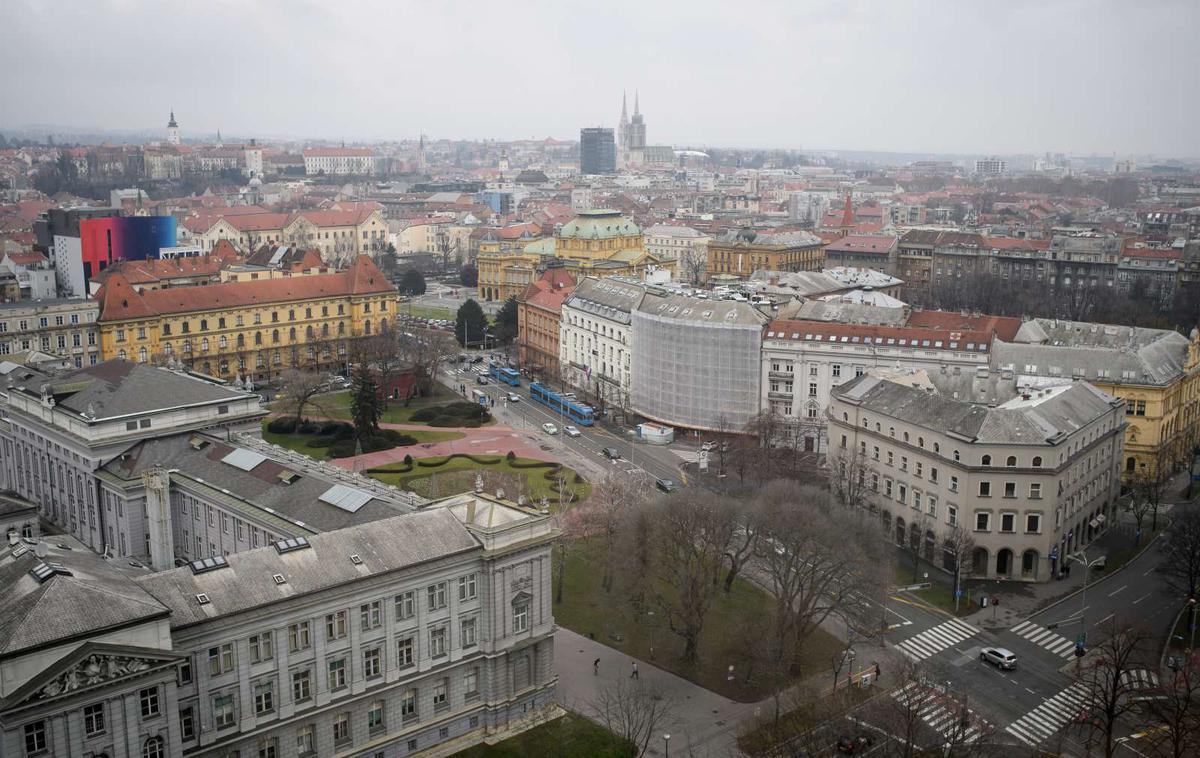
993 320 1200 479
96 256 397 382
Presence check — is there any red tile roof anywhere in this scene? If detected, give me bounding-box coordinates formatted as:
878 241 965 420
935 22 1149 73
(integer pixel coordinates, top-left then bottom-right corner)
765 318 1002 352
521 268 576 312
4 251 47 266
93 253 233 286
823 235 897 255
906 310 1022 341
98 256 392 322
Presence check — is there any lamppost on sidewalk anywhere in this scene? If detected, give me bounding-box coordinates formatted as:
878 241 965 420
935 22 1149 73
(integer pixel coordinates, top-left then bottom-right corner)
663 733 671 758
1067 548 1105 658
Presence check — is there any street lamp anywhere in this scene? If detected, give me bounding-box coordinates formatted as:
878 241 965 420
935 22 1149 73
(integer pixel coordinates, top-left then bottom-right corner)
663 733 671 758
1067 548 1106 657
1189 597 1197 651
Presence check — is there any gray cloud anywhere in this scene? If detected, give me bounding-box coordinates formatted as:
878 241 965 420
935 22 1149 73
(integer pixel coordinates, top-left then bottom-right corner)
1 0 1196 156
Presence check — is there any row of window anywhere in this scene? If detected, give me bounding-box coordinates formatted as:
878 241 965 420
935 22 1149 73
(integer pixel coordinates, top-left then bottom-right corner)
0 311 93 332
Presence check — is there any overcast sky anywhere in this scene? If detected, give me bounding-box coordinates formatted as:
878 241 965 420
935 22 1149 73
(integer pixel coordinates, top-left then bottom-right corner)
2 0 1197 157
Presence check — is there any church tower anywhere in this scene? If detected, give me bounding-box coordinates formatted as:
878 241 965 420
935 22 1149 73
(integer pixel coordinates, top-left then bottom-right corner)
166 110 180 145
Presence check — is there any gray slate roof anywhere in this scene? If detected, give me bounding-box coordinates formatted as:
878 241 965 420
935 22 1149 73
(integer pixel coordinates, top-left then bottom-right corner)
636 290 767 327
135 511 478 629
836 373 1119 445
997 318 1192 386
563 277 647 325
0 540 167 658
18 361 252 420
101 434 414 534
791 300 909 325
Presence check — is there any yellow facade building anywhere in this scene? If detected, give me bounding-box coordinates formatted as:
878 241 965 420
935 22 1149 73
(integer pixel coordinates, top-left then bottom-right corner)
96 256 396 383
706 228 825 279
994 321 1200 480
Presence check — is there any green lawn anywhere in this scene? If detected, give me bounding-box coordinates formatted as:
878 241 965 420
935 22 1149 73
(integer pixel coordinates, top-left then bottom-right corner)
399 304 456 321
554 539 842 702
891 564 973 617
368 455 590 503
261 421 464 462
313 385 495 427
455 712 628 758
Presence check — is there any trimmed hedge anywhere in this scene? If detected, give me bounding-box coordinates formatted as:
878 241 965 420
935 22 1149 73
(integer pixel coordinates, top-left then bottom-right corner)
266 416 299 434
409 402 490 425
410 408 439 422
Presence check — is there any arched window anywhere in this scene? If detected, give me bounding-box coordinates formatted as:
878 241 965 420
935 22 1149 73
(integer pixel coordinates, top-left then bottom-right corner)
917 437 924 448
272 329 280 344
218 336 227 349
1006 455 1017 467
138 347 147 363
843 412 849 421
201 338 209 352
218 317 226 329
322 305 329 317
933 442 940 453
255 332 262 346
364 320 372 335
236 334 245 348
322 323 329 337
338 322 346 335
903 432 909 443
219 360 228 374
953 450 960 462
1032 456 1042 467
306 326 315 340
875 423 881 432
289 327 297 342
142 736 164 758
889 427 895 438
200 319 208 331
981 455 992 466
305 307 312 319
183 340 192 353
118 349 127 360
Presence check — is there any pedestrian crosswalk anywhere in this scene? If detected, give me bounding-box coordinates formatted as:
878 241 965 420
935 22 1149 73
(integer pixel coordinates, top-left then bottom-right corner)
895 618 980 662
893 682 992 744
1010 620 1077 658
1005 683 1090 746
1120 669 1160 690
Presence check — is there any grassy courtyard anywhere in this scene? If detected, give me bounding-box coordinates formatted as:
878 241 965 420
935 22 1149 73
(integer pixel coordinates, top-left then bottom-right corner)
312 385 495 427
261 422 464 461
368 455 590 503
455 712 627 758
554 538 843 702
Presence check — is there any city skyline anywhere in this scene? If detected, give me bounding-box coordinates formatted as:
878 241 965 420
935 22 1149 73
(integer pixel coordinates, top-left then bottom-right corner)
2 0 1198 158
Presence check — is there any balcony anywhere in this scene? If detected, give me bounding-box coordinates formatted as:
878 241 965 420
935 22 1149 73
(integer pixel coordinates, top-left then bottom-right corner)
768 390 793 400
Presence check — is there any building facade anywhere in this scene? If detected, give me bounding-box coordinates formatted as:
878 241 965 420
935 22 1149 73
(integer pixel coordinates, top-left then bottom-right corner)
0 298 102 369
706 229 825 279
579 128 616 175
760 312 1022 451
95 256 396 383
828 373 1125 583
517 268 575 381
303 147 377 175
559 277 646 406
0 492 558 758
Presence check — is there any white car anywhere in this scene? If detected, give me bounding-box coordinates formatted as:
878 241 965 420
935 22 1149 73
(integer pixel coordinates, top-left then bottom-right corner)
563 425 581 438
542 423 559 435
507 393 521 402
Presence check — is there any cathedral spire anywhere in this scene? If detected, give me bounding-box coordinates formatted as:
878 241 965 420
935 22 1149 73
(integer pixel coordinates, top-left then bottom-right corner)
634 90 640 116
620 91 628 124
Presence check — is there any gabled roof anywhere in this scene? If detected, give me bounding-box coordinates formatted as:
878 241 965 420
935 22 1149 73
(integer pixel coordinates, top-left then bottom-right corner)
823 234 897 255
98 256 392 320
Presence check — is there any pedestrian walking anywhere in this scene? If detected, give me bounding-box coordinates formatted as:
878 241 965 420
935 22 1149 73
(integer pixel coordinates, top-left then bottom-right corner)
593 658 600 676
631 661 639 679
874 661 881 679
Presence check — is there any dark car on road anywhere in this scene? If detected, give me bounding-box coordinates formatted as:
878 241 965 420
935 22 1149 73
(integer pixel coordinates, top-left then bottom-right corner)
656 478 680 493
601 447 621 460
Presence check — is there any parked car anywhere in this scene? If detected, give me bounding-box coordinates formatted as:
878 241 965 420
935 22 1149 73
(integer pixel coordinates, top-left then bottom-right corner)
656 478 680 493
507 393 520 402
601 447 621 460
542 423 559 435
980 647 1017 670
700 441 717 452
563 425 581 438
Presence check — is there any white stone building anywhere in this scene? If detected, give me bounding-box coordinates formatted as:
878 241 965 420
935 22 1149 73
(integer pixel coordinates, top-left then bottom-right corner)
303 148 377 176
559 277 646 408
827 371 1124 582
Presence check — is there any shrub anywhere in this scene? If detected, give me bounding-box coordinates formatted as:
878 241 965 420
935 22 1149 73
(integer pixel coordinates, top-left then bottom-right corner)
403 454 413 466
506 450 516 462
297 421 321 435
305 435 337 448
319 420 353 438
327 440 357 458
428 415 462 427
266 416 299 434
461 419 481 428
410 407 438 422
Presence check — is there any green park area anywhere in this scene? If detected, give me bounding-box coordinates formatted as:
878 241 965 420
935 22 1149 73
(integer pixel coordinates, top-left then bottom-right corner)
367 454 589 503
261 420 462 461
315 385 495 427
398 304 457 321
455 712 628 758
553 538 842 702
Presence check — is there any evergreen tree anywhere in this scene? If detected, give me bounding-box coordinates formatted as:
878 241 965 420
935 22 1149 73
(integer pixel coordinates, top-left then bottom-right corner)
455 298 487 348
398 267 426 295
459 263 478 287
493 296 519 344
350 364 382 439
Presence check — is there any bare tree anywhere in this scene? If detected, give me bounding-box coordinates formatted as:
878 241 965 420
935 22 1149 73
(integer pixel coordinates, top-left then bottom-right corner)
830 444 871 511
1131 448 1172 536
584 471 643 594
755 481 887 720
1075 618 1156 758
591 679 674 758
718 496 763 592
350 333 406 408
1164 509 1200 603
396 331 456 398
280 369 327 421
1140 650 1200 758
942 525 977 614
646 490 728 664
679 247 707 286
905 508 932 584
